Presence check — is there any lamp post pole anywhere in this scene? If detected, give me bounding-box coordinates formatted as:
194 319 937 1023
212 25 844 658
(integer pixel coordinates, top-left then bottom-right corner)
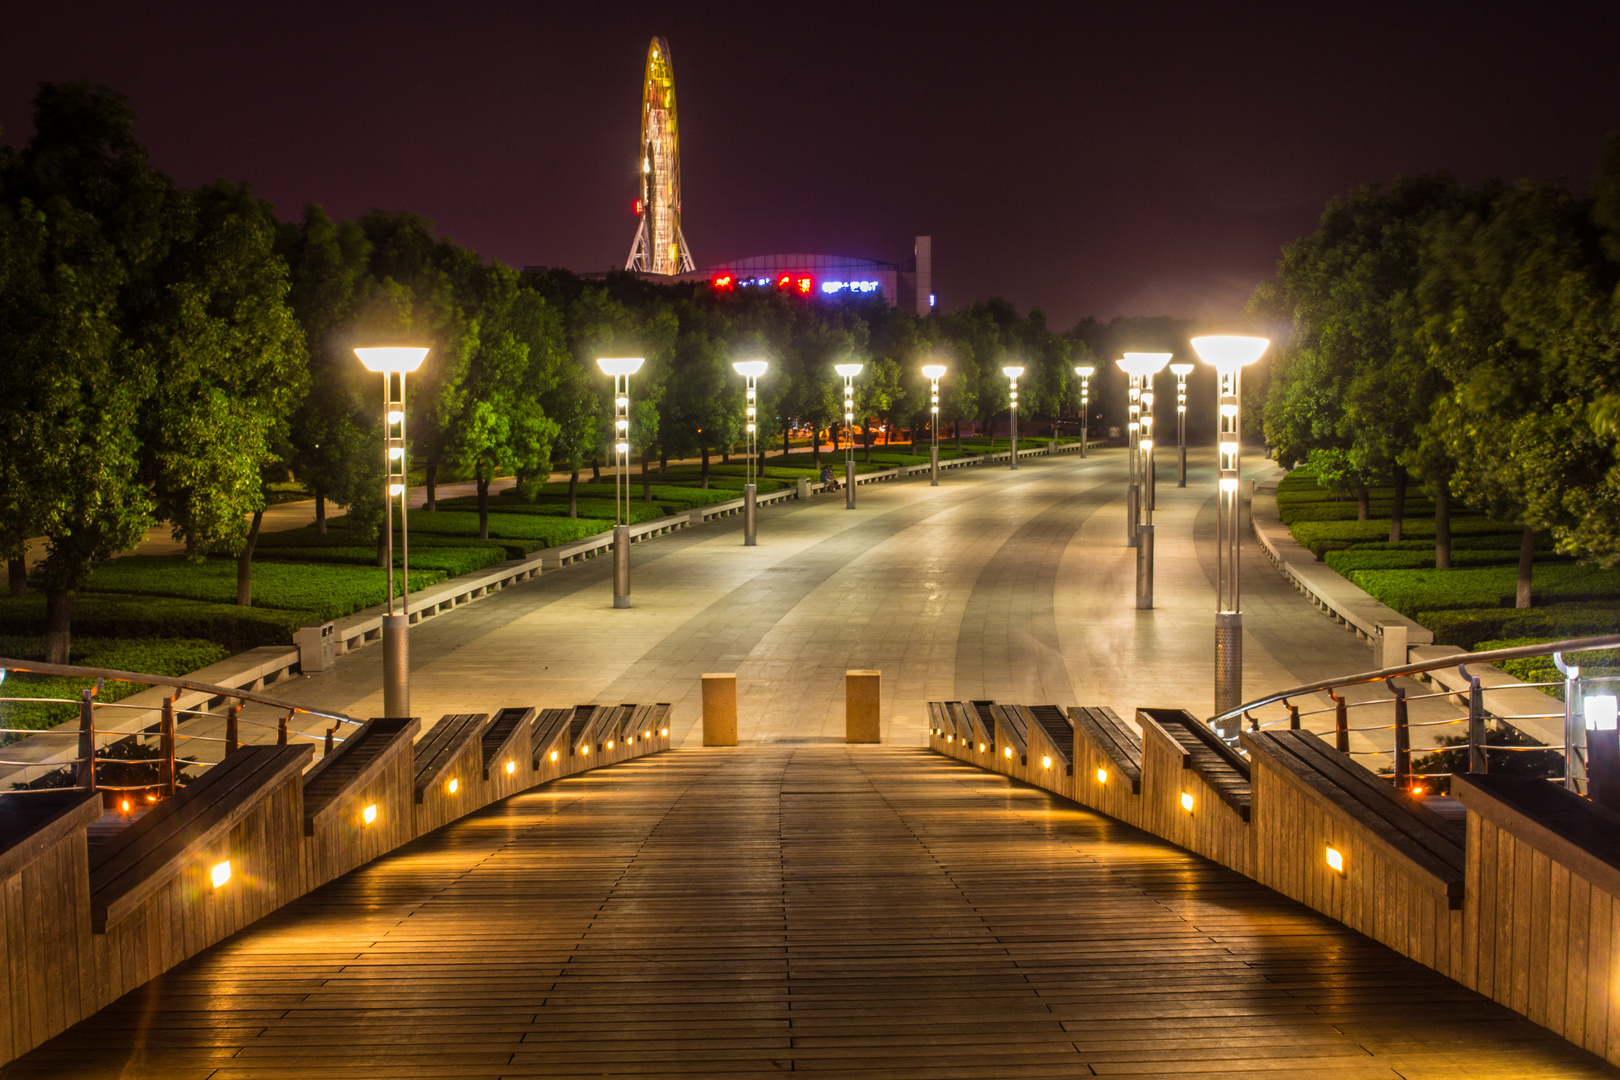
1003 366 1023 470
1124 365 1140 547
1075 366 1094 459
1121 354 1171 609
599 357 645 607
1192 336 1270 727
836 364 862 508
734 360 767 544
923 364 946 486
355 347 429 720
1170 363 1193 488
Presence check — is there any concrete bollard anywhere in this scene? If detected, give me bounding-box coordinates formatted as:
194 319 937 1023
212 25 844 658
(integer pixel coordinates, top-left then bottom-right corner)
702 673 738 746
1374 622 1408 670
797 477 810 499
846 670 881 743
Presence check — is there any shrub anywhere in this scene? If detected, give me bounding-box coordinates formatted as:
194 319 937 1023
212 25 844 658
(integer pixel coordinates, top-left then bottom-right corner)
1420 604 1620 649
330 510 616 546
0 593 317 651
1466 637 1620 698
254 545 507 577
1325 548 1525 573
1279 500 1436 525
1410 725 1564 791
435 495 680 522
1350 564 1620 618
1290 517 1520 549
0 636 233 735
257 527 537 560
86 556 448 620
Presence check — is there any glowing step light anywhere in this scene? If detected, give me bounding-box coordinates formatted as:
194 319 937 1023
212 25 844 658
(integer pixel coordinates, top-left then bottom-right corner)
1180 792 1195 813
1041 756 1052 770
550 750 560 763
1326 846 1345 873
363 804 377 825
1096 767 1108 785
506 759 516 775
211 860 231 889
447 778 459 795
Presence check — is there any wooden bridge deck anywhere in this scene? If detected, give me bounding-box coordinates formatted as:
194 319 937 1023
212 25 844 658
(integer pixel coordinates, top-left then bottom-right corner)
5 747 1613 1078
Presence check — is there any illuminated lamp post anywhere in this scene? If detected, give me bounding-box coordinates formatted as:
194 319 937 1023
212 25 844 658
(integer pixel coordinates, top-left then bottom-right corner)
1170 362 1194 487
836 363 862 508
1074 365 1095 459
1003 366 1024 469
355 346 429 719
1119 353 1171 609
598 356 645 607
733 359 767 545
1121 359 1140 548
922 363 946 486
1191 335 1270 723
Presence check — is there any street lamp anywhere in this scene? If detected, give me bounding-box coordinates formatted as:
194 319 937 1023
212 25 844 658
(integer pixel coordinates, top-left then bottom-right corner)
1170 363 1194 487
597 356 645 608
1119 358 1140 547
733 359 767 545
835 363 863 508
1003 366 1024 470
355 346 429 719
1119 353 1171 609
1191 335 1270 723
1075 366 1095 459
922 363 946 486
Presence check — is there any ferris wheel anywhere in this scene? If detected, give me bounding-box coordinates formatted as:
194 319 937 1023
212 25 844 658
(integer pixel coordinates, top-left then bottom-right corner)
625 36 695 275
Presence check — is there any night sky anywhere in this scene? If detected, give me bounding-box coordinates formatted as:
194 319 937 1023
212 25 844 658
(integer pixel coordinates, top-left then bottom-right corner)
2 2 1617 330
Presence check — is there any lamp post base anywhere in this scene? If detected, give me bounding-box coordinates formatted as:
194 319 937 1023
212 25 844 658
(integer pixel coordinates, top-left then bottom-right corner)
845 462 856 509
1135 524 1154 609
743 484 757 545
1177 445 1187 487
1010 434 1018 470
1214 612 1243 735
613 524 631 608
930 445 939 486
1127 484 1139 548
382 613 409 719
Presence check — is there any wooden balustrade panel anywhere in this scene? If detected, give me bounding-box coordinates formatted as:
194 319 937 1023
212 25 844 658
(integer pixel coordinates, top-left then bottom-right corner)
1138 715 1253 876
302 718 418 889
1070 707 1144 829
1018 705 1073 801
480 707 539 807
412 714 490 838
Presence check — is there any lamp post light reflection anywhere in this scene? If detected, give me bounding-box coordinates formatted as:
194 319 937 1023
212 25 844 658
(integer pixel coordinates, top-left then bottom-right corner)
1003 366 1024 470
1075 366 1095 459
835 363 863 508
355 346 429 719
1119 353 1171 609
1191 335 1270 725
922 363 946 486
1170 362 1194 488
733 360 767 545
598 356 645 608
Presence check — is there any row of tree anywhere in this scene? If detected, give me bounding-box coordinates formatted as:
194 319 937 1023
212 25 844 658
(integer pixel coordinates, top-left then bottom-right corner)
0 83 1095 661
1254 135 1620 603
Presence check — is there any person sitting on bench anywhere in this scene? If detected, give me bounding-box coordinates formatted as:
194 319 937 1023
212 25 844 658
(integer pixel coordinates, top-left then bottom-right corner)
820 465 838 490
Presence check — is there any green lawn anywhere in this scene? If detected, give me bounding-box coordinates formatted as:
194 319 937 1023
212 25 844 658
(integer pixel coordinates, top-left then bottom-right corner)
0 636 232 735
87 556 447 620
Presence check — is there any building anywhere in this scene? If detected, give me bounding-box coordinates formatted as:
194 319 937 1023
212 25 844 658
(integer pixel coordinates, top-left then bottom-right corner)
624 37 694 275
682 237 935 315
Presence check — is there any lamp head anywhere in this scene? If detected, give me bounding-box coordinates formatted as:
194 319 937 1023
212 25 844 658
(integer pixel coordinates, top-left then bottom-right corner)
597 356 645 377
834 363 863 378
355 347 429 374
1002 365 1024 380
1190 335 1269 370
732 360 768 378
1118 352 1173 378
1075 365 1095 378
921 364 947 380
1169 363 1195 377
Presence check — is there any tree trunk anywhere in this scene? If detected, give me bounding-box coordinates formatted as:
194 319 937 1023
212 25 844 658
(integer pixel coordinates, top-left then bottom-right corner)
955 419 962 450
314 489 327 535
701 445 711 488
1356 481 1370 521
722 446 730 464
783 423 789 458
237 509 263 607
1389 466 1406 543
592 458 600 482
475 466 491 540
7 557 26 598
641 454 652 501
568 469 579 518
425 463 437 512
1517 525 1536 609
864 417 874 463
1435 478 1452 569
659 444 668 476
812 430 821 468
376 526 388 567
44 590 71 664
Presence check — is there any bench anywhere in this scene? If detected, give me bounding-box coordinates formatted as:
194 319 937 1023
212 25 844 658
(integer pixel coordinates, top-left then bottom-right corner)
1247 729 1467 975
990 704 1029 775
530 708 573 777
413 713 490 833
1138 707 1253 873
301 716 418 886
482 707 538 799
89 743 311 934
567 705 606 765
1068 706 1143 825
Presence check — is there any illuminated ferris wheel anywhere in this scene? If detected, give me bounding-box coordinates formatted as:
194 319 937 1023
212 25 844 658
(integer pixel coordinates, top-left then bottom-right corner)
625 36 695 275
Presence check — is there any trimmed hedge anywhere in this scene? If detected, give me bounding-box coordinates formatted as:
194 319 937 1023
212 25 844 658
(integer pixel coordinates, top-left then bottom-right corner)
330 509 616 546
87 556 448 620
1349 564 1620 619
1325 548 1527 573
0 636 234 734
435 494 679 523
1290 517 1521 549
0 594 316 652
1280 500 1436 525
254 545 507 577
1419 603 1620 649
256 527 538 560
1469 637 1620 699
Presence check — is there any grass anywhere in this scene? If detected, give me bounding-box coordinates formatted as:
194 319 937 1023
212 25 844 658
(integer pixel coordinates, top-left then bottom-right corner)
1325 548 1539 573
1348 564 1620 619
0 593 319 651
86 556 448 620
326 510 617 546
253 545 508 577
1419 604 1620 650
1 636 232 735
255 528 538 560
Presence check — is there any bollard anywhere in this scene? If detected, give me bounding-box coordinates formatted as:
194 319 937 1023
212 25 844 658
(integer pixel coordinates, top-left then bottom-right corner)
845 670 881 743
930 444 939 487
743 484 757 546
383 612 410 717
1135 524 1154 609
702 673 738 746
613 524 631 608
845 461 856 510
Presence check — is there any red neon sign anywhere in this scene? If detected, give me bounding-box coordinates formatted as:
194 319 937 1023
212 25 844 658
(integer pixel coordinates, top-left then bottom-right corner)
713 274 734 291
633 199 642 215
796 276 813 294
776 275 792 290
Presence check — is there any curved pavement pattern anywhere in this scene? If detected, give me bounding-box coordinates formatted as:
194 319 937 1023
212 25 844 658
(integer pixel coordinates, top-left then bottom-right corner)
264 447 1373 746
6 747 1610 1078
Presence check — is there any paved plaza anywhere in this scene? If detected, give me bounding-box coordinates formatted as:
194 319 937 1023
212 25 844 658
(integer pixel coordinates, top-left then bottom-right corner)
262 447 1374 746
